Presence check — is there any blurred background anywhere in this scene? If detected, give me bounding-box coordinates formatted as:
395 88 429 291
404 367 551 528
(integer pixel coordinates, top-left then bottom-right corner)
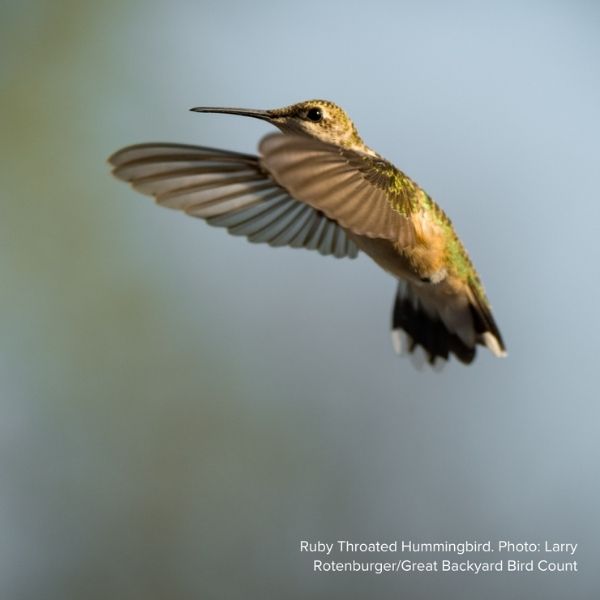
1 0 599 598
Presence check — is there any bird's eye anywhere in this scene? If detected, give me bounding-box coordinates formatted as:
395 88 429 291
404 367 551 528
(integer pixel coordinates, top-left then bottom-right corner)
306 107 323 122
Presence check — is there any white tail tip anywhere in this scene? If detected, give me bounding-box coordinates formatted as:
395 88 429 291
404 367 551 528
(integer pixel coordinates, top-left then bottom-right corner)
482 332 507 358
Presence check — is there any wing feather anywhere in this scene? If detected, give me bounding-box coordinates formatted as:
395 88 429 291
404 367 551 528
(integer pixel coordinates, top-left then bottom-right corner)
259 133 415 244
109 143 359 259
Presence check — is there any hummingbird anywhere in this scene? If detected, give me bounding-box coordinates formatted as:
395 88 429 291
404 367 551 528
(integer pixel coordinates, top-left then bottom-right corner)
109 99 506 365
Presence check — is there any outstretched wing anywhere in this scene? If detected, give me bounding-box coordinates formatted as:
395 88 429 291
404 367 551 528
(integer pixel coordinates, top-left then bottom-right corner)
109 143 359 259
259 133 420 247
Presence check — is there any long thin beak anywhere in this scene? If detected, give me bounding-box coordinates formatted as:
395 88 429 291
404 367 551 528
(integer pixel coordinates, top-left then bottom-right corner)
190 106 273 122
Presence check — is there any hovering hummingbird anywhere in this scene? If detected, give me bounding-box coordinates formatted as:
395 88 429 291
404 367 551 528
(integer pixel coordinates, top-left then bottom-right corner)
109 99 506 365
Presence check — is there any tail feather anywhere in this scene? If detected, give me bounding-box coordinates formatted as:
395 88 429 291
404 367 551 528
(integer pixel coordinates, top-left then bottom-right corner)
391 282 506 366
467 283 507 358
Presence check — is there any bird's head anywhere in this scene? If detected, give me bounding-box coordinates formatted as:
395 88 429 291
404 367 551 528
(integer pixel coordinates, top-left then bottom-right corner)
191 99 370 153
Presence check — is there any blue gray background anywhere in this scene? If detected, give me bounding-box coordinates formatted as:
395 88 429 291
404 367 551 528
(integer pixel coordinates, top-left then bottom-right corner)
1 1 599 598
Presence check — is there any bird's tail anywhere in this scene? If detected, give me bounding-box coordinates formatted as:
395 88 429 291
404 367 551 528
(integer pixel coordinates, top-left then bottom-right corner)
391 281 506 366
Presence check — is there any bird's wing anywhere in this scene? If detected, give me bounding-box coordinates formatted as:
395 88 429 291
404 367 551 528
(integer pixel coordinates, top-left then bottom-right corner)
259 133 419 246
109 143 359 259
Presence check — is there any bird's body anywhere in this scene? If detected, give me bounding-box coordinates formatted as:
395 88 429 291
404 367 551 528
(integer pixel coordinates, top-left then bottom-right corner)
110 99 506 365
